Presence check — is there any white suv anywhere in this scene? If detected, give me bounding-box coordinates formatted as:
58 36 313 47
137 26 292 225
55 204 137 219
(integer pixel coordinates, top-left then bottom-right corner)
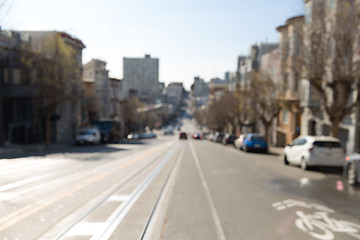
75 127 101 145
283 136 345 170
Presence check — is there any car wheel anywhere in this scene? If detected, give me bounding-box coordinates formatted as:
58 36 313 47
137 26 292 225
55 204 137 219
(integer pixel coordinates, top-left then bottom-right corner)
284 155 289 165
244 146 249 152
301 158 308 170
347 163 358 185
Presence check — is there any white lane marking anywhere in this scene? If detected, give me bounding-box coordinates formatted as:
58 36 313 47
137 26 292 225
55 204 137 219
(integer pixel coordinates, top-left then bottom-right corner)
272 199 360 240
0 160 60 176
141 148 185 240
0 192 16 201
189 141 227 240
272 199 334 213
0 173 60 192
88 143 180 240
106 195 129 202
66 222 105 236
295 211 360 240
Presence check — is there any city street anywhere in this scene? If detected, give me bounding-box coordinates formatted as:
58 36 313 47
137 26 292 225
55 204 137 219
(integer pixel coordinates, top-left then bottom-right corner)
0 119 360 240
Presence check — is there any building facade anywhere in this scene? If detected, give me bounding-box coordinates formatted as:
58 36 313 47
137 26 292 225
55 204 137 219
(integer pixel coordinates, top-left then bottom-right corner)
0 30 85 145
301 0 360 153
165 82 184 109
83 59 111 122
276 16 304 146
122 54 159 103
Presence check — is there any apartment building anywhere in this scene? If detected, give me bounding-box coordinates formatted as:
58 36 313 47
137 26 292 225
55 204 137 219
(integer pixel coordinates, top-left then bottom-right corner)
83 59 111 122
122 54 159 103
165 82 184 109
0 30 85 145
301 0 360 153
276 16 304 146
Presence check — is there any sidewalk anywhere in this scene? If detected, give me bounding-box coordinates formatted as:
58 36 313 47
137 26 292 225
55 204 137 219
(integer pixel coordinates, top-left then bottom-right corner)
269 146 284 155
0 143 72 158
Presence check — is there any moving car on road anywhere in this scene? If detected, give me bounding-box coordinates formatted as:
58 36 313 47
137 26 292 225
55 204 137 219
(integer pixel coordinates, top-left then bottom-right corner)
241 133 268 153
192 133 201 140
283 136 345 170
344 153 360 185
179 132 188 139
75 127 101 145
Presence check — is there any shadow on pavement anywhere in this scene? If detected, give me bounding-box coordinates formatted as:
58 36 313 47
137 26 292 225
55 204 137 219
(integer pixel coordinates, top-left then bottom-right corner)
0 142 134 160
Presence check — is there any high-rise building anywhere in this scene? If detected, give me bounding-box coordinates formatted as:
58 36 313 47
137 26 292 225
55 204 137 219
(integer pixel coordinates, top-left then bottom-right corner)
122 54 159 103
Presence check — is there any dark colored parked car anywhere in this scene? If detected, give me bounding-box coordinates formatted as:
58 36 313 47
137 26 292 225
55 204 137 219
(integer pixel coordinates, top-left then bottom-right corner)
344 153 360 185
213 132 225 143
93 120 122 143
222 134 237 145
241 133 268 153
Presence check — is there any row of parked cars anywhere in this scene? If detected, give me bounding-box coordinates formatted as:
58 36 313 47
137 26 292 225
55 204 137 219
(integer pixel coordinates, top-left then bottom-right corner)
206 132 269 153
203 132 360 186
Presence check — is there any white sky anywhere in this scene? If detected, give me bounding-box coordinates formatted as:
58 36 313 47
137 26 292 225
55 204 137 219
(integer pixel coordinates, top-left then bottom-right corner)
4 0 304 90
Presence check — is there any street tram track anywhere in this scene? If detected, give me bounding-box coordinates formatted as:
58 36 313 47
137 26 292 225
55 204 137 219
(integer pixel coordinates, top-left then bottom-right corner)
138 147 184 240
50 141 182 240
0 140 176 236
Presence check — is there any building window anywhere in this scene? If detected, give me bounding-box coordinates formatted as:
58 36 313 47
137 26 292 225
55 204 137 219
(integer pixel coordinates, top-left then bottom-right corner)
3 68 9 84
282 109 289 124
305 4 312 24
328 0 336 10
294 72 299 92
13 69 21 85
284 74 288 92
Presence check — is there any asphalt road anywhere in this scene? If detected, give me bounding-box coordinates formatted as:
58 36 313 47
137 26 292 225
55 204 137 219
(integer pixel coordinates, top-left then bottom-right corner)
0 119 360 240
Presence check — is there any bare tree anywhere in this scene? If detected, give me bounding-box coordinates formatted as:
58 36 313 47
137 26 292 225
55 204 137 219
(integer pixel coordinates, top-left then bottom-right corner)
303 0 360 137
24 33 80 147
250 71 280 143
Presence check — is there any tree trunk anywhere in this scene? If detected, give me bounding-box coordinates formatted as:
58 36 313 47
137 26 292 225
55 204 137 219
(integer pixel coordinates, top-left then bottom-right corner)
331 120 340 138
264 122 271 145
45 114 51 148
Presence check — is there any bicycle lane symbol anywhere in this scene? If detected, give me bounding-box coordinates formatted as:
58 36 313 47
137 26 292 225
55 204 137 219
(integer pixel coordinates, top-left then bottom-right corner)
272 199 360 240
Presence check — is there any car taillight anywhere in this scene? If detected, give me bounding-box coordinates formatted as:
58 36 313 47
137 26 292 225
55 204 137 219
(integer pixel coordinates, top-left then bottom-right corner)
345 156 350 161
308 145 314 152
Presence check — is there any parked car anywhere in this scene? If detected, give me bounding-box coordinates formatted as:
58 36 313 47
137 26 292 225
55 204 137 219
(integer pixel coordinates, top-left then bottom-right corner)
241 133 268 153
75 127 101 145
234 134 247 150
93 120 122 143
344 153 360 185
222 134 237 145
192 133 201 140
179 132 187 139
138 131 157 139
163 128 174 135
127 132 139 140
213 132 225 143
283 136 345 170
